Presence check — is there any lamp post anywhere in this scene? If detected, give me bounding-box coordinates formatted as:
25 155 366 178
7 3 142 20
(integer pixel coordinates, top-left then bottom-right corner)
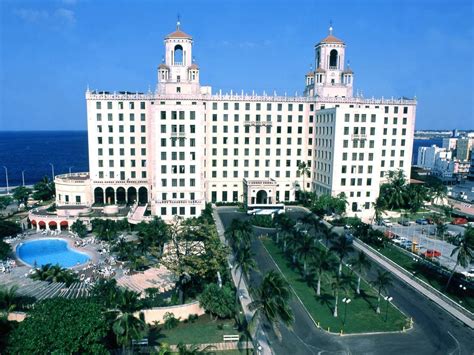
384 296 393 322
21 170 26 186
49 163 55 180
342 297 351 327
2 166 9 195
69 166 74 174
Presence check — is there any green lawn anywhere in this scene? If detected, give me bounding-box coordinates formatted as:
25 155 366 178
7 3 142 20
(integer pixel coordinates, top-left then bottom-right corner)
262 237 410 334
375 244 474 313
157 314 246 345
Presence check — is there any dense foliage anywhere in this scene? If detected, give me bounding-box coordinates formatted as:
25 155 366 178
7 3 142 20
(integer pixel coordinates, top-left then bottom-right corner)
7 298 109 354
250 215 274 228
30 263 78 286
71 220 88 238
199 283 235 319
0 220 21 239
12 186 32 205
32 176 55 201
298 192 348 217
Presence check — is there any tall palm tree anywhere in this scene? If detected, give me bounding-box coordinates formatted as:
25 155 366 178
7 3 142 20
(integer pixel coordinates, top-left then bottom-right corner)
372 197 386 224
111 289 147 353
308 248 337 296
446 227 473 290
349 251 371 294
330 273 351 317
296 162 311 193
295 233 317 277
248 270 294 339
330 235 354 276
225 219 253 250
430 184 447 206
371 270 393 314
234 245 257 307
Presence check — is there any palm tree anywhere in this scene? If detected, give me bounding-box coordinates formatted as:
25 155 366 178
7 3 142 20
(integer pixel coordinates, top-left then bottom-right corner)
111 289 147 353
0 285 18 314
234 245 257 307
349 251 371 294
296 161 311 193
308 248 337 296
225 219 253 250
330 235 354 276
176 343 216 354
430 184 447 206
371 270 393 314
295 233 317 277
372 197 386 224
248 270 294 339
445 227 473 290
330 273 351 317
30 263 77 286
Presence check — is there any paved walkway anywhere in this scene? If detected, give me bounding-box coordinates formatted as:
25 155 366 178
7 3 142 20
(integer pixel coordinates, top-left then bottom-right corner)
169 341 251 351
353 239 474 329
213 208 270 355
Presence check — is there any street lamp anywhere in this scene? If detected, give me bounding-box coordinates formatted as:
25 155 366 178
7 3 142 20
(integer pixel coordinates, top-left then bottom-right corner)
2 166 9 195
21 170 26 186
384 296 393 322
69 166 74 174
49 163 55 180
342 297 351 326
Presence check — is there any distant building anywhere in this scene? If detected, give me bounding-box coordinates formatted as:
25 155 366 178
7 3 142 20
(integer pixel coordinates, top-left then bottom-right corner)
416 145 451 169
442 137 457 150
456 137 474 161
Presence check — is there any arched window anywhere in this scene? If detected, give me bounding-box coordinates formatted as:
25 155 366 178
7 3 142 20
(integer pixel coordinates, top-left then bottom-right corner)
329 49 338 68
174 45 183 65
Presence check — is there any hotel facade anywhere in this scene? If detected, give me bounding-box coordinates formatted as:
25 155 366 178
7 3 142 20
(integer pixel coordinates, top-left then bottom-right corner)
51 23 416 224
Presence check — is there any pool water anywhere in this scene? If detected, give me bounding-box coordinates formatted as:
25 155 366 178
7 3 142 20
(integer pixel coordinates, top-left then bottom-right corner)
16 238 90 268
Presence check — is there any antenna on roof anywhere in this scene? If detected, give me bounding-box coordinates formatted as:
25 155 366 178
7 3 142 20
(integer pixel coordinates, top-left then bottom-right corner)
329 20 333 35
177 14 181 30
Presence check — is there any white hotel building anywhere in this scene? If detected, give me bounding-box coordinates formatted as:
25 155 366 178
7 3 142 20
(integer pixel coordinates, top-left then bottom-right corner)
51 23 416 224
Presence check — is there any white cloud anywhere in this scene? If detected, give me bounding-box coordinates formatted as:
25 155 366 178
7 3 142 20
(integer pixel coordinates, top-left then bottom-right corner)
55 8 76 25
13 7 76 26
13 8 49 23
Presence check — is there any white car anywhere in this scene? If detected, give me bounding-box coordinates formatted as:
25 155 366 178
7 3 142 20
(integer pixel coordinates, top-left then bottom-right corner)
382 220 393 227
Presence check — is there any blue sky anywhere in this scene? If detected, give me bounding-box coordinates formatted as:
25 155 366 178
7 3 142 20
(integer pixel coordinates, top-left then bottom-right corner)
0 0 473 131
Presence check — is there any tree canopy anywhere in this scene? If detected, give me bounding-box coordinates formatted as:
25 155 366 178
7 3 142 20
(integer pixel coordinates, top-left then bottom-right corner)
8 298 109 354
199 283 235 319
32 176 55 201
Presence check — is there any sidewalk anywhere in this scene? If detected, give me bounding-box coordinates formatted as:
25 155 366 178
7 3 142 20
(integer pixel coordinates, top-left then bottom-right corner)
354 239 474 329
213 208 273 355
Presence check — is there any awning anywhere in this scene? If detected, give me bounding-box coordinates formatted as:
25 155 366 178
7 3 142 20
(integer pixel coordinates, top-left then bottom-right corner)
38 221 46 226
30 220 36 225
48 221 57 226
60 221 68 226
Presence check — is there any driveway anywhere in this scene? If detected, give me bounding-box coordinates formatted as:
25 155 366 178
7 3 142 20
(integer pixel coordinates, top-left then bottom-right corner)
217 206 474 355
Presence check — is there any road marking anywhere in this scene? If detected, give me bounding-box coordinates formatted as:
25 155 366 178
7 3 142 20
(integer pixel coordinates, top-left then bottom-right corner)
447 331 461 355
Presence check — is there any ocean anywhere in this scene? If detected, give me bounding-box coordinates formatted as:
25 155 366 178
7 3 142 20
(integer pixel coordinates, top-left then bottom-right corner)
0 131 441 188
0 131 89 188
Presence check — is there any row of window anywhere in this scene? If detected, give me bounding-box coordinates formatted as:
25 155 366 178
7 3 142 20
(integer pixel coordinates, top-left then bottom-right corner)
160 111 196 120
210 190 292 202
98 159 146 168
160 165 196 174
159 192 197 200
160 206 197 216
211 114 310 123
97 136 146 145
159 178 196 187
96 113 146 121
210 159 310 168
211 102 312 112
210 147 309 157
95 101 146 110
97 125 146 133
210 125 309 135
209 170 295 179
98 171 147 179
97 148 146 156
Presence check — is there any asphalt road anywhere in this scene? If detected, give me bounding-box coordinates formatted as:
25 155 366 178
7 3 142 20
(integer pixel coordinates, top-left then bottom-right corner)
217 206 474 355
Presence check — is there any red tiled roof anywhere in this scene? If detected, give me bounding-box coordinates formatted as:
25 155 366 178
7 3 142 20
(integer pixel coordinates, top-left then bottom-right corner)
166 30 192 39
319 34 344 44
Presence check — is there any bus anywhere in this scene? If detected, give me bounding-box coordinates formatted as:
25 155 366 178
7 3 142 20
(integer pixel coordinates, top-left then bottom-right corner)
247 203 286 216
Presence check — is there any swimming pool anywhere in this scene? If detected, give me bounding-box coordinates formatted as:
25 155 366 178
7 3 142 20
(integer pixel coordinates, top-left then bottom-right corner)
16 238 91 268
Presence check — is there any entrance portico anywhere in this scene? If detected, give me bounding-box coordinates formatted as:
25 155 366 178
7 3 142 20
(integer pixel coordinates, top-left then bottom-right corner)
243 178 278 208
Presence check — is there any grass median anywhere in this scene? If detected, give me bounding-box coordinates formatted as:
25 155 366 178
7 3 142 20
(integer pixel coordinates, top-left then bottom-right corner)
261 237 410 334
374 243 474 313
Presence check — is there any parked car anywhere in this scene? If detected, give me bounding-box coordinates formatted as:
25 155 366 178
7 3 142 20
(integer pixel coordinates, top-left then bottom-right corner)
460 268 474 279
415 218 428 225
452 217 468 225
344 232 354 244
384 230 396 239
425 218 434 225
424 249 441 258
382 219 393 227
399 220 411 226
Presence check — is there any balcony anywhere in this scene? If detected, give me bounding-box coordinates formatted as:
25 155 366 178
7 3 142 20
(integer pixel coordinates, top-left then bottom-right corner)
171 132 186 138
243 121 273 127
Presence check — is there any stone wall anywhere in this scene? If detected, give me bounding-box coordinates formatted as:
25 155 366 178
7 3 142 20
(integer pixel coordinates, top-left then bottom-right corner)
136 301 205 324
